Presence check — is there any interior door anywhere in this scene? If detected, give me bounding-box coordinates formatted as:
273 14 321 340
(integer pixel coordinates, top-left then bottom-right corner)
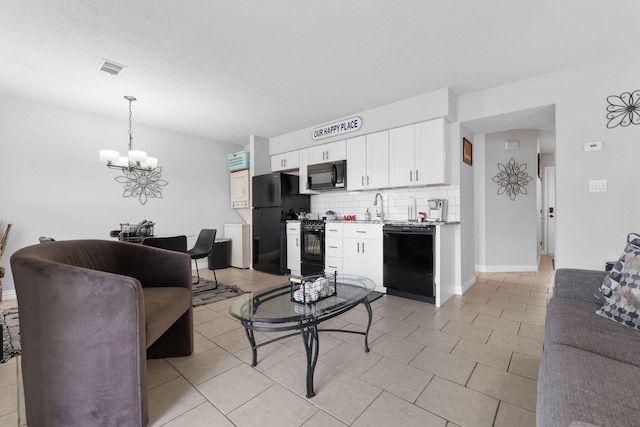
545 166 556 255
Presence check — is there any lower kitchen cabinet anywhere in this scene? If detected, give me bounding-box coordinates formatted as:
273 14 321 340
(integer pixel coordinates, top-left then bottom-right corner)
342 223 383 291
324 223 343 272
286 222 301 276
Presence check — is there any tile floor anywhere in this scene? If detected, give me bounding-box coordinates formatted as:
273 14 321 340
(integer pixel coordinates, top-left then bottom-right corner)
0 256 554 426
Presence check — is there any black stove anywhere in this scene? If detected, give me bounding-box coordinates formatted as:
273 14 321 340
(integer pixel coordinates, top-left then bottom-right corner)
300 220 325 276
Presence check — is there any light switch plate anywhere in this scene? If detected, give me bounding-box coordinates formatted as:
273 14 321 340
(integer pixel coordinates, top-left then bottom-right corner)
584 141 602 152
589 180 607 192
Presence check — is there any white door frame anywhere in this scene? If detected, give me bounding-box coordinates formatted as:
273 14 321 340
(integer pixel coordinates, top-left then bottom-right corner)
544 166 556 255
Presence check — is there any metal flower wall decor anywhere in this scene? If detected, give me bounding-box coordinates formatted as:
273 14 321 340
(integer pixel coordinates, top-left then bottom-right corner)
492 158 533 201
115 167 168 205
606 90 640 128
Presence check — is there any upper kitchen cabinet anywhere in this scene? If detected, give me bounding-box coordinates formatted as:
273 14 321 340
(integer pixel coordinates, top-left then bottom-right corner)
347 131 389 191
308 140 346 165
271 150 299 172
298 149 318 195
389 118 449 187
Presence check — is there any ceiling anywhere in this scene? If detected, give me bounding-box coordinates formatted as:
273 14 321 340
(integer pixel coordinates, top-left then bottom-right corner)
0 1 637 146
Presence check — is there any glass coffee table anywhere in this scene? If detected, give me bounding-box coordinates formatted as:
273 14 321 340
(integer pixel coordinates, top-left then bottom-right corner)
229 274 376 398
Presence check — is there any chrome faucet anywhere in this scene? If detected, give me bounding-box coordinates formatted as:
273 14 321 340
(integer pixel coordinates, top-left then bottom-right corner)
373 192 384 221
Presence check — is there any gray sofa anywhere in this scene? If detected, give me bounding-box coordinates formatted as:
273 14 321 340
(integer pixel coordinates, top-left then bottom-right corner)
10 239 194 427
537 268 640 426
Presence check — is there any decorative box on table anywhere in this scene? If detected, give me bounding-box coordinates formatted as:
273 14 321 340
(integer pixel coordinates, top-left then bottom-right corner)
291 270 337 305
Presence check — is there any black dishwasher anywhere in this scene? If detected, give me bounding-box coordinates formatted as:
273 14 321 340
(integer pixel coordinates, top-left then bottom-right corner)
383 223 435 303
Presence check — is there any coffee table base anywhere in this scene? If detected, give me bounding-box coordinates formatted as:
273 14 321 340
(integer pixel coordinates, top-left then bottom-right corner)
240 298 373 398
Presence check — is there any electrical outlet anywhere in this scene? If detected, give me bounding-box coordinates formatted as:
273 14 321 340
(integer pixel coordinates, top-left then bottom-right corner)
584 141 602 152
589 180 607 192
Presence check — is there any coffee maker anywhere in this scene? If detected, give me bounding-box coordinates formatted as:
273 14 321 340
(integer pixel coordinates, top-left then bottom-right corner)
428 199 448 222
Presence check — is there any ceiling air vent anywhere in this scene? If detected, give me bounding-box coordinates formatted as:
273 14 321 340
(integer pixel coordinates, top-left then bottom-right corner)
98 59 125 76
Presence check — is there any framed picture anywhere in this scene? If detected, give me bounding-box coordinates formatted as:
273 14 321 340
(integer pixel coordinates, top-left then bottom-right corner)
463 138 473 166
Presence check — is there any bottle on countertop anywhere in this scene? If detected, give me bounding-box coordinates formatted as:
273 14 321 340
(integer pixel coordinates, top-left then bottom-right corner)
365 208 371 221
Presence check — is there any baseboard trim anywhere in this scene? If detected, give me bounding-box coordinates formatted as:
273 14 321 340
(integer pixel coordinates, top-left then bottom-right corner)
461 276 476 293
475 264 539 273
2 290 17 301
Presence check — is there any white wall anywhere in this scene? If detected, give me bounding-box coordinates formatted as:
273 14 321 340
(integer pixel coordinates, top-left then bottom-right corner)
0 95 245 298
458 51 640 269
269 88 456 155
479 130 539 271
458 125 475 290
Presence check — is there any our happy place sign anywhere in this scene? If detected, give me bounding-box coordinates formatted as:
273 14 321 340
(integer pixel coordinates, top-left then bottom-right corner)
312 116 362 141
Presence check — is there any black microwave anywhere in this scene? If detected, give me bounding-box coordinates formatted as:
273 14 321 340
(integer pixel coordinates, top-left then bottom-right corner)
307 160 347 191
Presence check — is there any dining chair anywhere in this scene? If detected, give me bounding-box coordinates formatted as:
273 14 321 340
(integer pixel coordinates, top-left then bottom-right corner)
187 229 217 285
141 235 188 252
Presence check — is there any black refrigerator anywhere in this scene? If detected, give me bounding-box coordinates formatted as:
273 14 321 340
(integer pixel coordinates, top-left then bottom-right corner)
252 173 310 275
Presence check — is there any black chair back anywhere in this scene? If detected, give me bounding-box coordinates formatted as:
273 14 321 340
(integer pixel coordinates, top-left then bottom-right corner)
142 236 187 252
187 229 216 259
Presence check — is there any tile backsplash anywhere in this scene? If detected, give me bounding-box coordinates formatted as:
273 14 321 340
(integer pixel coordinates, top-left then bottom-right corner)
309 185 460 222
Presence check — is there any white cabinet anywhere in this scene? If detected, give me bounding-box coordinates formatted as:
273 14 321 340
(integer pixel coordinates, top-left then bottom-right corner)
347 131 389 191
271 150 299 172
415 118 448 185
224 223 250 269
230 169 249 208
298 149 317 195
389 124 416 187
389 118 449 187
324 223 343 272
341 223 383 290
286 222 301 276
308 140 346 165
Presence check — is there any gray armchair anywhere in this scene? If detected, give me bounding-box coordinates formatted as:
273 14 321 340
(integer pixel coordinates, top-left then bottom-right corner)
10 239 193 427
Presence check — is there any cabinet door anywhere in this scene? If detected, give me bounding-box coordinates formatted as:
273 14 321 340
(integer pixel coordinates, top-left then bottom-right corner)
286 223 301 274
286 234 301 274
362 238 383 288
415 118 446 185
271 150 299 171
389 125 415 187
366 130 389 189
271 153 284 171
326 140 347 161
298 149 316 194
309 140 347 165
346 135 367 191
342 238 363 276
309 144 328 165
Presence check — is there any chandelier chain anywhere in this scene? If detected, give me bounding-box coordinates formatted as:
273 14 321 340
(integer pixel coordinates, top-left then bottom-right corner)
128 97 134 151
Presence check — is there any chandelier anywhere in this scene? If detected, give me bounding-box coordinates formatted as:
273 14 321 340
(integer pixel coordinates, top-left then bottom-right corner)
99 96 167 205
99 96 158 171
